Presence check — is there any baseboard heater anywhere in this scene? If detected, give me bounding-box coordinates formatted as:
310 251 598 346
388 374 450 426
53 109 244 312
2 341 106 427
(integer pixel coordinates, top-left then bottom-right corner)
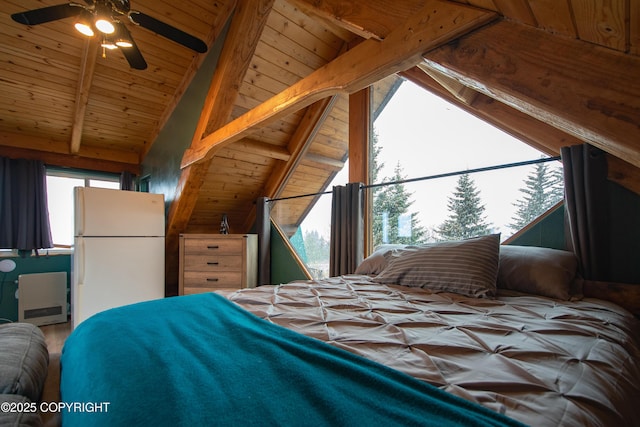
18 272 68 326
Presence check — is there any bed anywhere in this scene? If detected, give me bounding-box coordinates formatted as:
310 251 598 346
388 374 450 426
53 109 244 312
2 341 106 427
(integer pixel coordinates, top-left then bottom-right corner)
60 235 640 426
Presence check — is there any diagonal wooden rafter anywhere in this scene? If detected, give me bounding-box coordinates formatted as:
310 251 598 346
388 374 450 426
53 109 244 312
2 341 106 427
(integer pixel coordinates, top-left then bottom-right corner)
241 95 339 231
70 38 100 154
180 0 498 169
423 19 640 169
164 0 275 296
266 96 339 201
417 62 478 105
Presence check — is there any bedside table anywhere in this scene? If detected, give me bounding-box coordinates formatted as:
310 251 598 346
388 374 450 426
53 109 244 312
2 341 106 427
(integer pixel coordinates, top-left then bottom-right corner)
178 234 258 295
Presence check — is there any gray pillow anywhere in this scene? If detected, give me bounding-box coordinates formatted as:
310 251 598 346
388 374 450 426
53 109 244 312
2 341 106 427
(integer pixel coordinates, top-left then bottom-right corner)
497 245 578 300
354 244 415 275
373 234 501 298
0 394 44 427
0 323 49 402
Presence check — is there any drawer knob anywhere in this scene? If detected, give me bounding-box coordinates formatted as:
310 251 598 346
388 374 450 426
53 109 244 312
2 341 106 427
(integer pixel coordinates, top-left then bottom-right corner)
207 261 219 265
207 245 220 249
206 278 219 282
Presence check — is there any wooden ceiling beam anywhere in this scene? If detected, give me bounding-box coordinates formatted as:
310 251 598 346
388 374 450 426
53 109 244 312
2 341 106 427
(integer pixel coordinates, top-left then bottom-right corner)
268 96 338 200
70 38 99 154
0 131 139 166
164 0 275 297
423 19 640 169
304 153 345 169
417 63 478 105
286 0 427 40
180 0 498 169
0 144 139 175
241 95 338 231
232 138 291 161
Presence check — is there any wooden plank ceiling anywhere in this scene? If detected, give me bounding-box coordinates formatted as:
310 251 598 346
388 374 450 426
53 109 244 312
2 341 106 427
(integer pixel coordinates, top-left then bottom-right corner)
1 0 639 294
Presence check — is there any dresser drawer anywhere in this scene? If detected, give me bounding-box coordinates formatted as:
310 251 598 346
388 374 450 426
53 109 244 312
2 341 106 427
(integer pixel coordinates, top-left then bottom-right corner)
183 238 243 255
183 271 244 289
179 234 258 295
183 255 243 271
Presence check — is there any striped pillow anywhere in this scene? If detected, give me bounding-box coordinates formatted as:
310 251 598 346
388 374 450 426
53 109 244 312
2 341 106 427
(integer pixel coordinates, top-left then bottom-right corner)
372 234 501 298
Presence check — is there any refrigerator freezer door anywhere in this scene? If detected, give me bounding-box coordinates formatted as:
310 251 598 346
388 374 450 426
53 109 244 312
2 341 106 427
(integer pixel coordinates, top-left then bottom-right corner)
72 236 165 329
74 187 164 237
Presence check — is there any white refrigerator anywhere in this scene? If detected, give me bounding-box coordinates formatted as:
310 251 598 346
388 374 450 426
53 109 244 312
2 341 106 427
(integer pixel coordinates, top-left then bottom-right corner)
72 187 165 329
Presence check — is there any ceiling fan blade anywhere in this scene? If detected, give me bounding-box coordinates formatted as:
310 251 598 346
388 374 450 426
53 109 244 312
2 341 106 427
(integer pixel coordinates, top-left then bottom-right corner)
11 3 84 26
115 22 147 70
129 11 207 53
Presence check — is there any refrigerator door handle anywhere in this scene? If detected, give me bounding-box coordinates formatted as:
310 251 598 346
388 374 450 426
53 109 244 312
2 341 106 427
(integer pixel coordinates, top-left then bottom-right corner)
77 238 85 285
75 188 85 236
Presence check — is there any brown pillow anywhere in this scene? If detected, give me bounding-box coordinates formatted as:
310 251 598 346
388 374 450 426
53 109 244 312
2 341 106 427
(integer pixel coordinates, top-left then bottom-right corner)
373 234 501 298
497 245 578 300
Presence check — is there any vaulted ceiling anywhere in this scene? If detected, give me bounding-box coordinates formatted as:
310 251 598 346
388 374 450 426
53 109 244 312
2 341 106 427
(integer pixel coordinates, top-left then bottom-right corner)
1 0 639 294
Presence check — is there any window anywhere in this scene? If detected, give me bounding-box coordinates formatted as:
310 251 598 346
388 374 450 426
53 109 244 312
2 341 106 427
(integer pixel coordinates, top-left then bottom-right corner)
279 165 349 279
281 79 563 277
370 80 563 245
46 170 119 247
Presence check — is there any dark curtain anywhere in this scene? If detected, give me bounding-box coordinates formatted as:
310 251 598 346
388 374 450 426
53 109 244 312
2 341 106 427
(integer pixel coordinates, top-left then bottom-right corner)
561 144 610 281
0 157 53 252
330 183 364 277
120 171 135 191
256 197 271 285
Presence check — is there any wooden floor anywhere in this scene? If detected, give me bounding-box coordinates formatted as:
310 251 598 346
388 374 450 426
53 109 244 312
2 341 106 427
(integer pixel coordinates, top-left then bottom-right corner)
39 321 71 427
40 321 70 353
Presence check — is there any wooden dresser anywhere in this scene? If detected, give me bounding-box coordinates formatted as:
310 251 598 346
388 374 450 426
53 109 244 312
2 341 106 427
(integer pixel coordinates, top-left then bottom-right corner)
179 234 258 295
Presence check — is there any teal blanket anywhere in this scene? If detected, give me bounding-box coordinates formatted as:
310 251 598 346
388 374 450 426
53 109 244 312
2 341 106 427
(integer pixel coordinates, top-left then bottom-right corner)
61 293 525 426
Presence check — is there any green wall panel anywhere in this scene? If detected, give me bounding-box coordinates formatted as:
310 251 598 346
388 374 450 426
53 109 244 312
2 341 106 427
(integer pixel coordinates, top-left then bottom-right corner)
607 182 640 283
506 206 567 250
269 224 308 285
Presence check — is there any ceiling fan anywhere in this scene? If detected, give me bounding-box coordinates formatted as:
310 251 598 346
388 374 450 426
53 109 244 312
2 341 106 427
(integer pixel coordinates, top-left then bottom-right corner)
11 0 208 70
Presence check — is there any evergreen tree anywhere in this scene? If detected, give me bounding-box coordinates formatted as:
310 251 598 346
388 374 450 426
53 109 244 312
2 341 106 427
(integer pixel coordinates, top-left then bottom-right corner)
303 229 329 264
371 131 387 246
371 131 427 247
509 162 564 231
436 173 491 240
373 162 427 246
549 166 565 202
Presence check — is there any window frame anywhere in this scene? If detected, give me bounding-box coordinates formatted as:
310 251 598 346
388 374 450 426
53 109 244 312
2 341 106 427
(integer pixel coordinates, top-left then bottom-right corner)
45 167 120 248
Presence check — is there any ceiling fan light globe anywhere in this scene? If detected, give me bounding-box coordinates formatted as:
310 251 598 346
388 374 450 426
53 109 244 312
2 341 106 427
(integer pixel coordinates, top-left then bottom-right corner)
74 22 94 37
101 40 118 50
96 19 115 34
